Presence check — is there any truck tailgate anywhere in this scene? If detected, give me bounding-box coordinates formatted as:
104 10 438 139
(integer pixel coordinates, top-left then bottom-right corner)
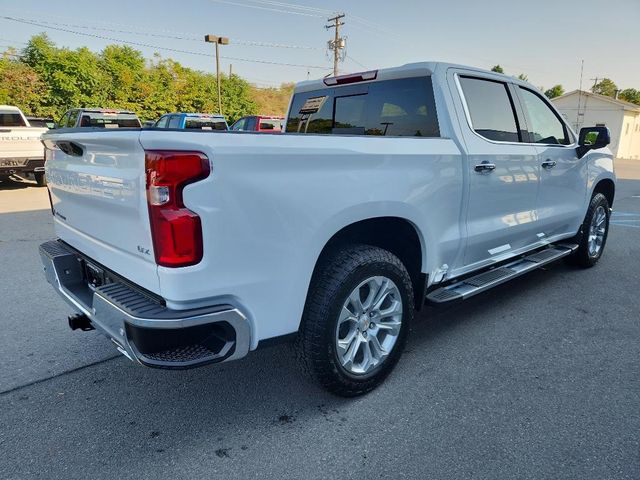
0 127 47 159
44 130 159 293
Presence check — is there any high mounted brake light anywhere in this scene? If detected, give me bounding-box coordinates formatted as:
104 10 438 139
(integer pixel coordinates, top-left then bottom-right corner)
323 70 378 86
145 150 210 267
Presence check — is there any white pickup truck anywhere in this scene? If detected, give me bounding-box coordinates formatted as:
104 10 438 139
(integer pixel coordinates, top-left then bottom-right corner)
39 62 615 396
0 106 48 186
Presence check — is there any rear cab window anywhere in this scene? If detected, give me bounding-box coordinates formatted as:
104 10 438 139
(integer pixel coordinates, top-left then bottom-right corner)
0 112 27 127
184 117 227 130
79 112 141 128
286 76 440 137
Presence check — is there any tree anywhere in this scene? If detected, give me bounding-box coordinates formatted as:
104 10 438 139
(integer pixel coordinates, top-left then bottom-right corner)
619 88 640 105
516 73 528 82
491 65 504 73
8 35 260 122
544 85 565 99
0 58 47 115
591 78 618 97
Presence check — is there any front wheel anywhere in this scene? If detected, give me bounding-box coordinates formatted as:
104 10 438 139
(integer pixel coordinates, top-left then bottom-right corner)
566 193 610 268
295 245 414 397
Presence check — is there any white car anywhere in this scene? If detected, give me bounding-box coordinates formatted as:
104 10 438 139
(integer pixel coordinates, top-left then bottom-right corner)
0 105 48 186
39 62 615 396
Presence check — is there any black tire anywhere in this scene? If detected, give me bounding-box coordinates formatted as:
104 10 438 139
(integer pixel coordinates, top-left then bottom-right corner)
294 244 414 397
34 172 47 187
565 193 610 268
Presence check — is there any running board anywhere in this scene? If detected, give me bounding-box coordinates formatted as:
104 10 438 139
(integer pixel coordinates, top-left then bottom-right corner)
426 244 578 304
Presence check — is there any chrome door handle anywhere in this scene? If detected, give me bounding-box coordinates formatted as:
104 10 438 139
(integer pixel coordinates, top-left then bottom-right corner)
474 162 496 173
541 160 557 169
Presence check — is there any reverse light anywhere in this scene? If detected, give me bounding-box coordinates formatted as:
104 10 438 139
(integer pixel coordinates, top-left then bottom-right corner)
145 150 211 267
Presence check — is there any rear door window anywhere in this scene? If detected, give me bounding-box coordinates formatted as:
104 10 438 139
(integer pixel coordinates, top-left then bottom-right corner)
459 76 520 142
245 117 258 131
167 115 182 129
286 76 440 137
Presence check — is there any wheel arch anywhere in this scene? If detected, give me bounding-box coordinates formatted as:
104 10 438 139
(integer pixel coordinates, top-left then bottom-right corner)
308 216 427 310
592 177 615 207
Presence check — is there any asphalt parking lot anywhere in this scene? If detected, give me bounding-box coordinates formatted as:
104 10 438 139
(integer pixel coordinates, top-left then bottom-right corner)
1 163 639 480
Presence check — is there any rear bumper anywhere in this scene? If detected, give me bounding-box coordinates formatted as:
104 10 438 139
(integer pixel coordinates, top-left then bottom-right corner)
0 158 45 176
39 239 251 369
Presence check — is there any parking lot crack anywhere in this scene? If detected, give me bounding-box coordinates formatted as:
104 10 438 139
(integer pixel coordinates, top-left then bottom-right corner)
0 354 121 397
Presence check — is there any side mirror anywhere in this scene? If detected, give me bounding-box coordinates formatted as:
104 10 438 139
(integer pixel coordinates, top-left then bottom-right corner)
577 126 610 158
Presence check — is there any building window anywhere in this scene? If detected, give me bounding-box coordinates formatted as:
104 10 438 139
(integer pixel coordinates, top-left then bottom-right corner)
625 124 630 135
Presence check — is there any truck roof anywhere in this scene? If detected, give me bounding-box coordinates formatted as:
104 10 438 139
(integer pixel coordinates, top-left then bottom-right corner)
0 105 22 113
293 61 532 93
75 108 137 114
179 113 225 119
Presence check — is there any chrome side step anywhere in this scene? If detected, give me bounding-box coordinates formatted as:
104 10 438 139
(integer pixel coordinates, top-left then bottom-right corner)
426 244 578 304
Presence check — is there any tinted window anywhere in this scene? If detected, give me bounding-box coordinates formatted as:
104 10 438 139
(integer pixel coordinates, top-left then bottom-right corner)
259 119 282 131
184 118 227 130
245 117 257 131
78 112 141 128
459 77 520 142
0 113 27 127
66 111 79 128
155 116 169 128
167 115 181 129
231 118 246 131
519 88 570 145
286 77 440 137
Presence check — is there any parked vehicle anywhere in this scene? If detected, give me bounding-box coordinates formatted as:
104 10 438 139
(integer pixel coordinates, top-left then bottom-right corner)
39 62 615 396
231 115 284 132
154 113 228 131
26 117 56 129
0 106 48 186
57 108 141 129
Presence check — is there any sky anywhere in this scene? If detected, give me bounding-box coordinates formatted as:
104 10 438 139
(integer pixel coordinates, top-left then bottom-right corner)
0 0 638 91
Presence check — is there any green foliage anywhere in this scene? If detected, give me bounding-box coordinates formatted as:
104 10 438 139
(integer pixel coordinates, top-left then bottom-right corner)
491 65 504 73
619 88 640 105
591 78 618 97
544 85 565 99
516 73 529 82
4 34 258 122
250 82 295 116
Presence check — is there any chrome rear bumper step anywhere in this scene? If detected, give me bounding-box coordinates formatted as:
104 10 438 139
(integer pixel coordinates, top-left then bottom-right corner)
426 244 578 304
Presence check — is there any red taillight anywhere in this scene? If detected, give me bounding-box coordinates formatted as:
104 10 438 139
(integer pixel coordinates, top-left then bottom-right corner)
145 150 210 267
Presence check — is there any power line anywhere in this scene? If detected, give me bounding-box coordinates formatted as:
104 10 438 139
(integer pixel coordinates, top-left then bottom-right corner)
0 16 330 70
208 0 325 17
15 17 322 50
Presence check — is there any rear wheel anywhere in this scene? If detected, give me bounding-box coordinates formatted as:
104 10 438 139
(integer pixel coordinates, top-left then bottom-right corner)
566 193 610 268
295 244 414 397
34 172 47 187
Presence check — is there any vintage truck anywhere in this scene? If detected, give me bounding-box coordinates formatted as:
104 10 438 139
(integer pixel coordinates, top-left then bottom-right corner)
0 105 48 186
39 62 615 396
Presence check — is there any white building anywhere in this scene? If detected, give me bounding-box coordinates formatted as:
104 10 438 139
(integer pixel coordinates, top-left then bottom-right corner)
551 90 640 160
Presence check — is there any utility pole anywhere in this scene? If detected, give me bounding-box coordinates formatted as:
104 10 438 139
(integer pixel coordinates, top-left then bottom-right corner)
204 34 230 115
326 13 345 77
590 77 599 92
